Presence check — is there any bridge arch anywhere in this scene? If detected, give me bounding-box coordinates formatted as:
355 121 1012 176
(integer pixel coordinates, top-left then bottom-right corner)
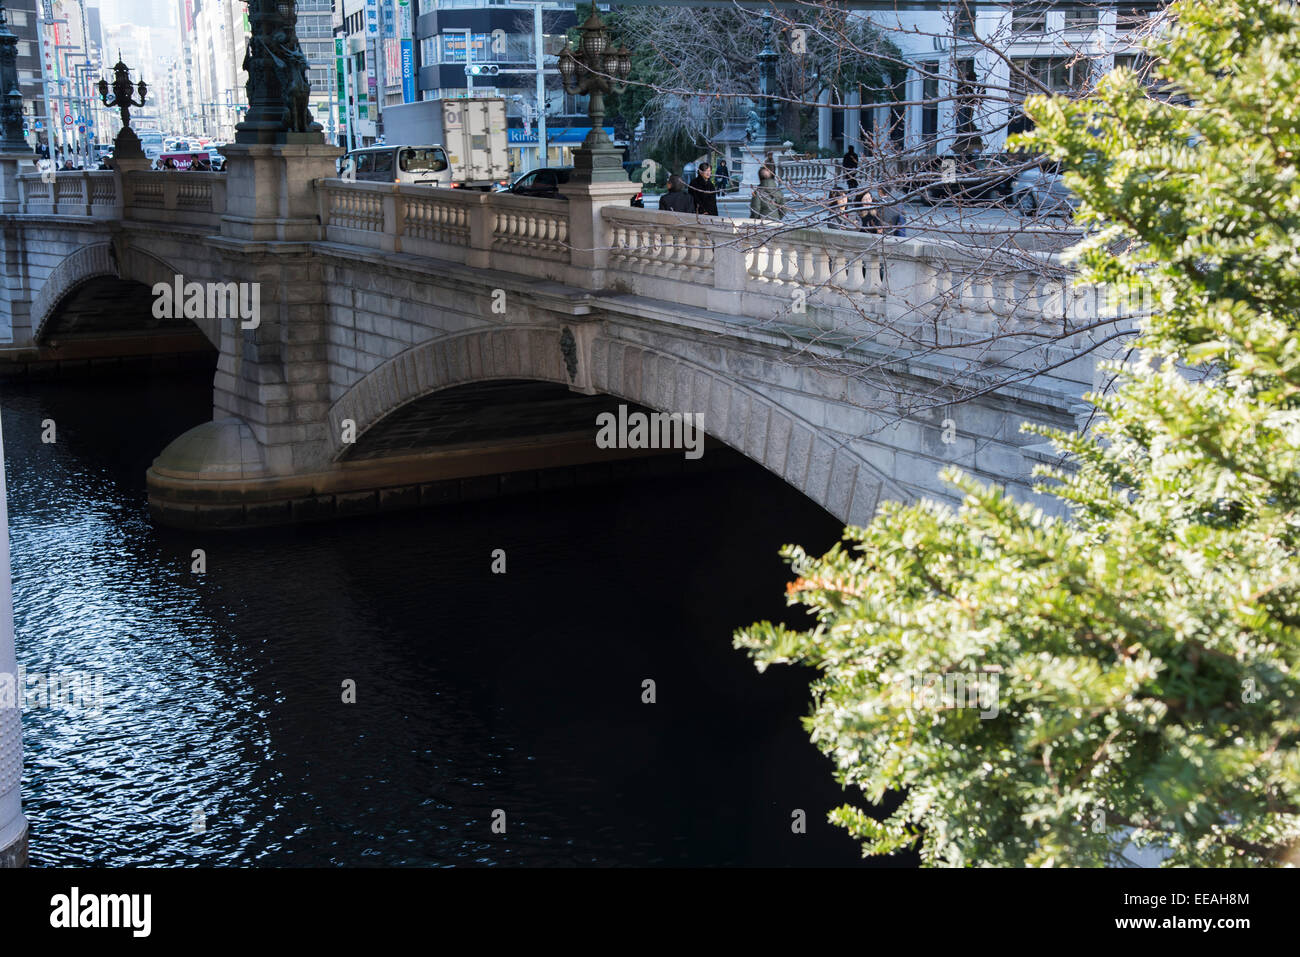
31 242 221 348
327 325 905 526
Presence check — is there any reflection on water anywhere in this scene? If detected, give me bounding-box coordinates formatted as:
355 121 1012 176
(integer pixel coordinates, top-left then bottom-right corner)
3 372 896 866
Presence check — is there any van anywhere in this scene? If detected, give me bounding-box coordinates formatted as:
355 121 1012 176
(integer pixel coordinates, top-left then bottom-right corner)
341 145 452 187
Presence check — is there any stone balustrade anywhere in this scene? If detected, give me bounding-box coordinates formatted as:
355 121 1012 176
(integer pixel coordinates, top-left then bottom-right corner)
600 205 1100 386
123 171 226 227
316 179 582 283
16 171 119 217
14 169 226 227
774 157 839 192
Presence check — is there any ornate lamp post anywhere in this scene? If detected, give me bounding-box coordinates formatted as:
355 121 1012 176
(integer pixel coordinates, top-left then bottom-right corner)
235 0 322 144
741 13 785 187
753 15 782 152
97 57 148 159
0 2 30 152
557 10 630 182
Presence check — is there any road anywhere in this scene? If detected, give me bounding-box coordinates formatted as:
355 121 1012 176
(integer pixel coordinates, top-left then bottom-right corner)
701 190 1081 252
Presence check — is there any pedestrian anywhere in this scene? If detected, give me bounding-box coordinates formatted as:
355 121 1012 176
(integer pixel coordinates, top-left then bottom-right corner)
827 186 857 230
749 165 786 221
716 159 730 192
856 187 890 283
658 174 694 213
688 162 719 216
874 186 905 236
843 145 860 190
857 187 882 233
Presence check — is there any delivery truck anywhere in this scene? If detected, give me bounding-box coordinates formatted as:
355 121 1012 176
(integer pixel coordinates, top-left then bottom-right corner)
379 98 510 190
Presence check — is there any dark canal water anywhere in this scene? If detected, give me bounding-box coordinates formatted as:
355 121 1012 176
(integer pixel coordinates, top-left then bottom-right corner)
2 369 896 867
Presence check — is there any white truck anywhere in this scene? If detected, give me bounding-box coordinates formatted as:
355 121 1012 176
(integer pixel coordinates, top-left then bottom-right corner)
380 98 510 190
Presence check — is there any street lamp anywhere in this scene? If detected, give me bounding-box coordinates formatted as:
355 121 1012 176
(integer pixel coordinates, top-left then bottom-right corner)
98 58 148 161
0 1 31 152
557 10 630 162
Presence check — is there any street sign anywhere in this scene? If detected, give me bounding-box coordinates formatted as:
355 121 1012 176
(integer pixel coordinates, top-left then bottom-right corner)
62 113 72 126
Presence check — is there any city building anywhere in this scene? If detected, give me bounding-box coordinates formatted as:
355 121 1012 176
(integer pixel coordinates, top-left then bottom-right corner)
334 1 592 168
854 1 1166 158
189 0 246 141
411 0 584 169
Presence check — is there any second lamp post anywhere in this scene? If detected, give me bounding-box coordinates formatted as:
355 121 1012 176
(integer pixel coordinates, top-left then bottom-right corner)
557 11 630 179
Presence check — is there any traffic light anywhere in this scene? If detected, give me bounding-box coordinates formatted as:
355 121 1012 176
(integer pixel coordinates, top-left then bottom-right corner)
464 64 499 77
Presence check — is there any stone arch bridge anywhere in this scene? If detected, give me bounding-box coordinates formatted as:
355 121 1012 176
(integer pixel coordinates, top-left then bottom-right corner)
0 146 1115 530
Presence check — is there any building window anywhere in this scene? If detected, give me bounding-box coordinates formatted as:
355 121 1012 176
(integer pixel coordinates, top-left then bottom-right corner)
921 61 939 149
955 59 978 137
953 0 974 37
1114 53 1157 84
1064 6 1100 29
1117 4 1159 31
1011 57 1093 98
889 75 906 148
7 10 26 26
1011 1 1048 34
16 40 30 57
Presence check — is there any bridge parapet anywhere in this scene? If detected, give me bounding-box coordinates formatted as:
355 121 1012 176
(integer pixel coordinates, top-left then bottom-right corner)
123 170 226 228
774 156 838 190
14 169 226 228
17 170 119 218
601 205 1107 390
316 179 579 283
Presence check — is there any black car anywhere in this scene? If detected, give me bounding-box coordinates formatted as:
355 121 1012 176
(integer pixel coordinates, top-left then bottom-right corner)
909 153 1019 206
501 167 644 207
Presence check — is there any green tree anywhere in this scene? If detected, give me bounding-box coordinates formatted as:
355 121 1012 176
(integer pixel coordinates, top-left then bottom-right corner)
736 0 1300 867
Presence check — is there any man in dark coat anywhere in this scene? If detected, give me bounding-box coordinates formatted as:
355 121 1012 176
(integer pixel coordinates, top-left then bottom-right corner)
843 145 860 190
688 163 719 216
658 174 694 212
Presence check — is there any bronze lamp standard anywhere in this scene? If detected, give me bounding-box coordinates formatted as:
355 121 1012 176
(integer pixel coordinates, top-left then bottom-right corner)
0 2 31 152
557 11 630 182
97 58 148 160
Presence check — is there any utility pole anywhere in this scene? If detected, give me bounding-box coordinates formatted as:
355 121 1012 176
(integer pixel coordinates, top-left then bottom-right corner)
461 28 474 97
344 45 357 149
33 0 53 156
374 0 388 136
533 1 546 167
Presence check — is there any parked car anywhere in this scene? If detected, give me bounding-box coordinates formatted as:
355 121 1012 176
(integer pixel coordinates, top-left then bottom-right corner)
1011 161 1077 217
499 166 643 207
909 153 1019 206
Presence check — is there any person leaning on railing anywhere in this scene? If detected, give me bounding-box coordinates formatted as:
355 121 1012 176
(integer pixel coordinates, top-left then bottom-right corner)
749 165 786 221
658 174 695 213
